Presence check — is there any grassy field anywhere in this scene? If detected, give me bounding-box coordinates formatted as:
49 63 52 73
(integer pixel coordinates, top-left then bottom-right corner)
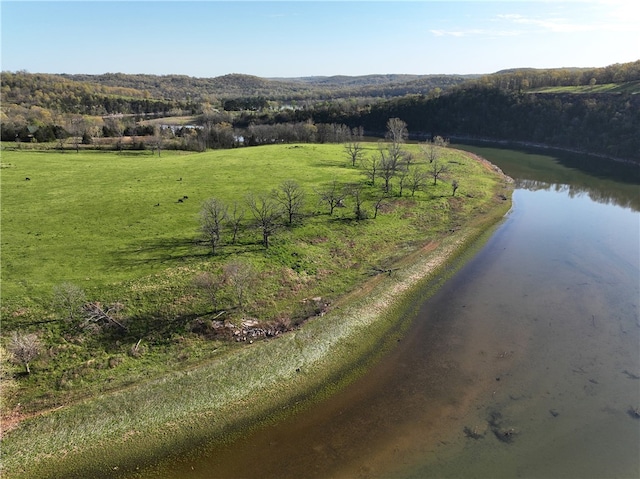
529 80 640 94
0 143 512 478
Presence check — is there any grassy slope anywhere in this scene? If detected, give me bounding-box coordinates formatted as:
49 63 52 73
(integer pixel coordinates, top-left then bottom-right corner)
0 144 512 478
528 80 640 94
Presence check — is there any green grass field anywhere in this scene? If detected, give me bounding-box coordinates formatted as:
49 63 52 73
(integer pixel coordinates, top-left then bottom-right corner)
0 143 512 478
528 80 640 94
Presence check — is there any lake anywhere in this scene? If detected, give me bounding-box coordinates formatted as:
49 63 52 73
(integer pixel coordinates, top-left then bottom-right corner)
143 145 640 478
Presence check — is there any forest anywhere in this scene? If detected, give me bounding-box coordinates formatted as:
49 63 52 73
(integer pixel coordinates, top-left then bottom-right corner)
1 60 639 161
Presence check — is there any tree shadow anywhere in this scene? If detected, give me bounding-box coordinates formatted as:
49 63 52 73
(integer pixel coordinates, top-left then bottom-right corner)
111 236 268 267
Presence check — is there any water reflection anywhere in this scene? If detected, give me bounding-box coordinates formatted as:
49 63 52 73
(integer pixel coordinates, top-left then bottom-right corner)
454 143 640 211
515 178 639 210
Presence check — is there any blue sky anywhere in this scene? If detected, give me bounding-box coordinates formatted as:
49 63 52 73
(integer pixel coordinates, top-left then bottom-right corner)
1 1 638 78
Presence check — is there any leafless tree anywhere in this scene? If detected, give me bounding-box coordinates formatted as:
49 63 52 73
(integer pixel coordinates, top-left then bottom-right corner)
52 282 86 323
152 125 165 157
226 201 245 244
348 183 368 220
351 126 364 140
246 192 282 248
223 260 257 312
7 331 41 374
396 164 409 197
344 141 365 167
82 302 127 332
273 179 305 225
193 271 225 313
317 179 348 216
373 193 388 219
430 159 449 186
378 146 399 194
385 117 408 147
104 116 126 152
407 166 429 196
402 151 416 169
423 135 449 164
67 115 85 153
362 155 380 186
200 198 228 254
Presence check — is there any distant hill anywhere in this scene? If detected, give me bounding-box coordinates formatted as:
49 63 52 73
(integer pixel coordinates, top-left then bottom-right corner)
52 72 474 101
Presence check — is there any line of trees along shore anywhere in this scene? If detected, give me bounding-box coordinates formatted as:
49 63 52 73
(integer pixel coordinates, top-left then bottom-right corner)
2 61 639 161
343 87 640 161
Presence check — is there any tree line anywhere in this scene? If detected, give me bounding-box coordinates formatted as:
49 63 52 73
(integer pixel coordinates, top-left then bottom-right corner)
3 62 638 160
343 86 640 161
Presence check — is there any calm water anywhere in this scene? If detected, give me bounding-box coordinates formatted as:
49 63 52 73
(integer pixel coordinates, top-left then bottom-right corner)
144 146 639 478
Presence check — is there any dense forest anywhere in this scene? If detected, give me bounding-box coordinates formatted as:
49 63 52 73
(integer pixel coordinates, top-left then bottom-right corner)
1 61 639 161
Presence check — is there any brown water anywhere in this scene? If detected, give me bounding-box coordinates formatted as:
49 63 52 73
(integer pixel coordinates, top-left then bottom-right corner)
141 147 640 478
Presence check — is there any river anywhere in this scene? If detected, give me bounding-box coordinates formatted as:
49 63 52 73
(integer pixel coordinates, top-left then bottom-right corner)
144 145 639 479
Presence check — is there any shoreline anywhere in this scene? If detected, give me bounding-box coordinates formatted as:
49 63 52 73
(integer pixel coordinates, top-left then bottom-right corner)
1 152 513 479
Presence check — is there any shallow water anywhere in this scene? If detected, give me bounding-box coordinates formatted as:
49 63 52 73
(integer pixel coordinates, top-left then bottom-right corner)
144 146 640 478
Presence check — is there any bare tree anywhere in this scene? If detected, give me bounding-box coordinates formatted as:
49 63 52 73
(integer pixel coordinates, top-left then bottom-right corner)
373 193 388 219
193 271 225 313
434 135 449 148
317 179 347 216
226 201 245 244
407 166 429 196
402 150 416 169
423 135 449 164
7 331 41 374
52 282 86 323
273 180 305 225
396 164 409 197
430 159 449 186
152 125 165 157
362 155 380 186
385 117 408 147
351 126 364 140
246 193 282 248
200 198 228 254
223 260 257 312
348 183 368 220
82 302 127 331
378 146 398 194
344 141 365 167
104 116 126 152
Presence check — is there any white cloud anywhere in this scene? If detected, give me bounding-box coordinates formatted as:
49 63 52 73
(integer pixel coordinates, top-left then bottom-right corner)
430 28 520 37
496 13 603 33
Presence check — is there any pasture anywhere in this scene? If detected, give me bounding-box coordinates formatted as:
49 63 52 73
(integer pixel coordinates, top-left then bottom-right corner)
0 143 512 477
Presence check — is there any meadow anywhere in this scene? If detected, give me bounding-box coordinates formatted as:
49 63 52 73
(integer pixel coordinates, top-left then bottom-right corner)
0 143 511 477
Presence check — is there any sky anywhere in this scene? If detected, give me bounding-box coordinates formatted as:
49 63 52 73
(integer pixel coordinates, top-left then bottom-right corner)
1 1 638 78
